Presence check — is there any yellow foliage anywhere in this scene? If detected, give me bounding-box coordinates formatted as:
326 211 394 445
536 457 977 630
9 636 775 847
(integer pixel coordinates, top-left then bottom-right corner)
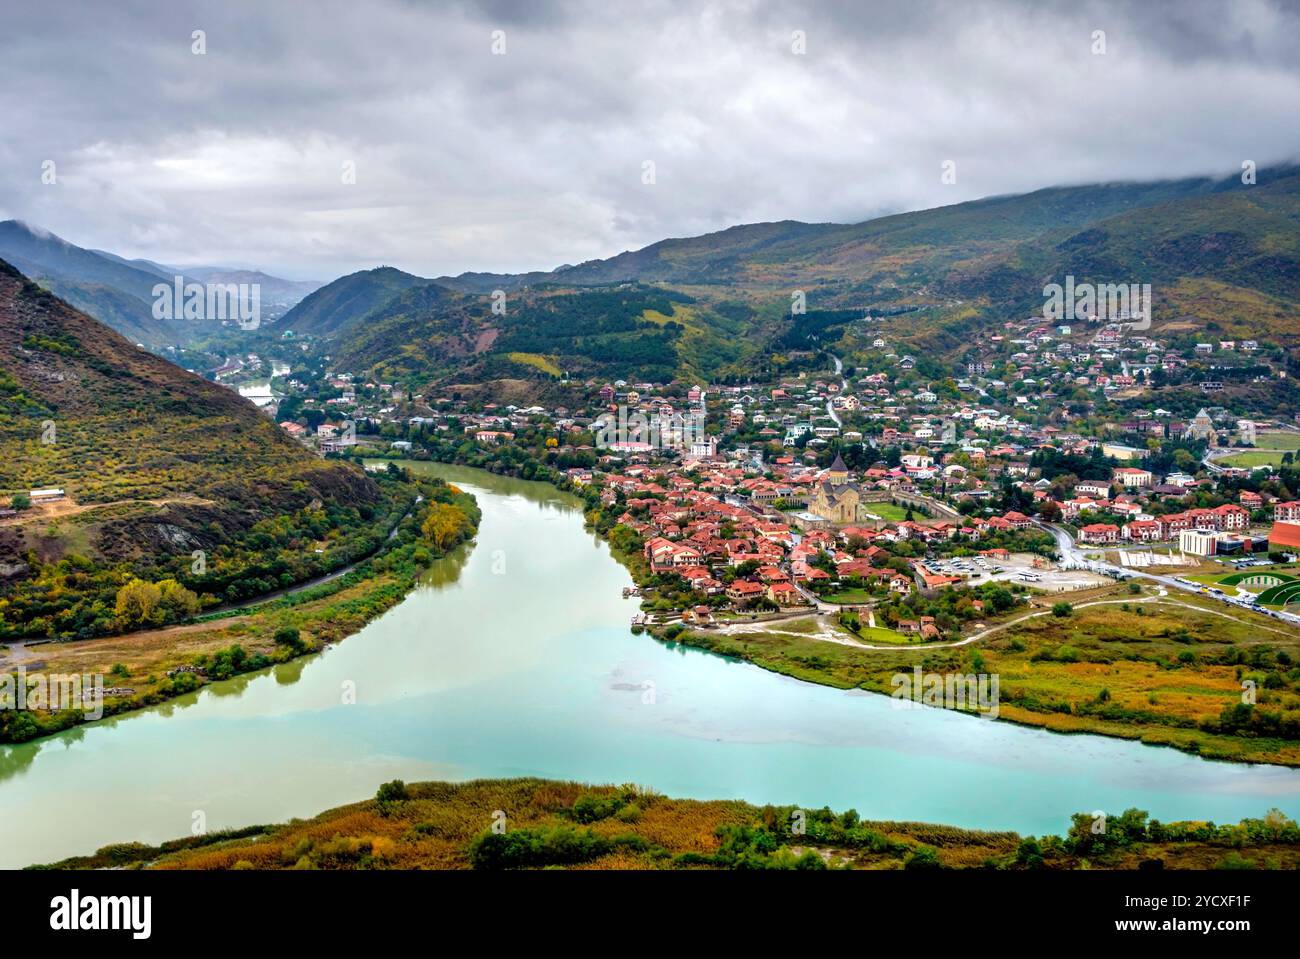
421 502 469 551
114 579 162 626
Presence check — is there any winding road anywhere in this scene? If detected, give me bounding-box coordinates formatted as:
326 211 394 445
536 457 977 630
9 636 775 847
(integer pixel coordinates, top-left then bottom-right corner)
825 353 847 426
1040 520 1300 626
210 493 423 615
747 518 1300 656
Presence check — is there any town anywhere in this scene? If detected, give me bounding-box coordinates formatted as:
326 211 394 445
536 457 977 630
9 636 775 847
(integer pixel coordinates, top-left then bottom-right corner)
176 307 1300 650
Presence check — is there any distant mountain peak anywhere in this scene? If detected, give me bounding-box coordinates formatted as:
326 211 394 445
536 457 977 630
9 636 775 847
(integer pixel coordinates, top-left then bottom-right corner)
3 219 63 243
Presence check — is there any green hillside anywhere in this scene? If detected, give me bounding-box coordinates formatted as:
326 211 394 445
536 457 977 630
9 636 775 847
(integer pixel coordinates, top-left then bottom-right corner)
0 221 182 345
0 258 414 641
312 167 1300 388
332 281 756 387
278 266 430 337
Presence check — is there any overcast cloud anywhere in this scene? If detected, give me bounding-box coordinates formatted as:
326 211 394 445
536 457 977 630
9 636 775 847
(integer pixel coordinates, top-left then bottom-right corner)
1 0 1298 280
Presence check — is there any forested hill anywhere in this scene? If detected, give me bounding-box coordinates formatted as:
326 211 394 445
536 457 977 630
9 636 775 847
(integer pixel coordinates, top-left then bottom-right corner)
312 166 1300 390
0 258 409 641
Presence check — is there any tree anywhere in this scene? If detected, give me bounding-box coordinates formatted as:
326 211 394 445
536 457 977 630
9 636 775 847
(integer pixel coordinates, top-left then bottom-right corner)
9 492 30 511
157 579 200 620
115 579 163 627
1051 602 1073 618
421 502 470 551
274 627 304 652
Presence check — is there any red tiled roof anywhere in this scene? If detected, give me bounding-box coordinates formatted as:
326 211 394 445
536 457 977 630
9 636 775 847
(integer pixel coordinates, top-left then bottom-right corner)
1269 522 1300 550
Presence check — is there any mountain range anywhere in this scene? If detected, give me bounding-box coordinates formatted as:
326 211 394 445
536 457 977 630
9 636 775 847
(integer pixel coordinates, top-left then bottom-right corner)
0 221 321 349
7 163 1299 392
274 164 1300 389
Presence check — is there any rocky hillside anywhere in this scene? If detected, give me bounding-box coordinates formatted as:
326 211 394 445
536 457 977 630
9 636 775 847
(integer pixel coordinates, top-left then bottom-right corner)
0 258 406 640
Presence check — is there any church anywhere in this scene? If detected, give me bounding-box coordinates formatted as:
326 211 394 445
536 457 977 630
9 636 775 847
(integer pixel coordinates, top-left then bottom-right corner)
1182 408 1217 445
809 454 872 525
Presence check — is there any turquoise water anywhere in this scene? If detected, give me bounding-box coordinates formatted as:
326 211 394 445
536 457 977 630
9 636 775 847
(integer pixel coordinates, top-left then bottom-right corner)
1 463 1297 867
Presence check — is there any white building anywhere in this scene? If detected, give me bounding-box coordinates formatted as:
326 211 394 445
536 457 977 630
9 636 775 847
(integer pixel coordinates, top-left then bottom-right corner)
689 435 719 459
1179 529 1218 557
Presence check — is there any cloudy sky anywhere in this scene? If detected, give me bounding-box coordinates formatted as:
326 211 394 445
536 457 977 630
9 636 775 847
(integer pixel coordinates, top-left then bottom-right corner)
1 0 1298 280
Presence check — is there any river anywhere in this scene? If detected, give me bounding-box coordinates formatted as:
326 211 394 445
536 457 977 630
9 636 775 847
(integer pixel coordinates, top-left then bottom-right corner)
0 463 1297 867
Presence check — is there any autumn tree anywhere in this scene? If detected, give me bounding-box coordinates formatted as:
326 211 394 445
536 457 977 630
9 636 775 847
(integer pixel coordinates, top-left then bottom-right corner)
157 579 200 620
115 578 163 627
421 502 469 551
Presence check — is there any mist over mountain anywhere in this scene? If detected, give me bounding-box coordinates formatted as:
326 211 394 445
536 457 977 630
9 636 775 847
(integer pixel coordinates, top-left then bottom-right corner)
261 166 1300 392
0 221 321 349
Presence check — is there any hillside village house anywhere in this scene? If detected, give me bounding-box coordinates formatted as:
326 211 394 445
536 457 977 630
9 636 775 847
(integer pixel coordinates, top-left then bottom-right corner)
1079 523 1120 544
1074 481 1111 498
1113 467 1152 488
1275 502 1300 524
327 318 1298 639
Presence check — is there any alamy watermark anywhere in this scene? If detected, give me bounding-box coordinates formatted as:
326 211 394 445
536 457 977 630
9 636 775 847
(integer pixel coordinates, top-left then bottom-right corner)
595 404 706 452
1043 275 1151 330
1 667 105 720
152 276 261 330
890 666 1000 719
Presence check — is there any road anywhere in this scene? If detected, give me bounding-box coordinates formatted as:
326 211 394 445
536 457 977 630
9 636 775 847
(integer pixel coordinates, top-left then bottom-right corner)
723 589 1300 654
790 577 838 613
739 519 1299 656
209 493 423 614
1040 521 1300 627
825 353 848 426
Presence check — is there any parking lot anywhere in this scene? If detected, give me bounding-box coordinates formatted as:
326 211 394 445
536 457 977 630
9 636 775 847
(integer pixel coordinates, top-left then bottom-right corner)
926 552 1112 593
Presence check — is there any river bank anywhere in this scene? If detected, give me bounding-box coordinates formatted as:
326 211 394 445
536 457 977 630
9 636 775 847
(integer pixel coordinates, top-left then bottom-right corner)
0 471 479 744
2 463 1297 869
38 777 1300 871
379 445 1300 768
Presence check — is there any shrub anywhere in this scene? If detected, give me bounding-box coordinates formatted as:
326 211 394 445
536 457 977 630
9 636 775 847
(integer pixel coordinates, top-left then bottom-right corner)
469 824 610 869
904 845 942 870
1214 851 1257 870
571 791 626 823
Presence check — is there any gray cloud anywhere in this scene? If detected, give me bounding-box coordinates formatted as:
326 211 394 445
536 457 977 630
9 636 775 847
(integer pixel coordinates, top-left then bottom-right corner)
0 0 1296 280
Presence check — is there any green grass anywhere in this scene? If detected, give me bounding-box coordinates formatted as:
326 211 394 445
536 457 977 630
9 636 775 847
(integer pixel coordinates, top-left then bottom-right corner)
505 352 562 377
1256 432 1300 450
857 625 914 644
1259 581 1300 605
860 501 912 522
1218 571 1298 589
1220 450 1286 468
